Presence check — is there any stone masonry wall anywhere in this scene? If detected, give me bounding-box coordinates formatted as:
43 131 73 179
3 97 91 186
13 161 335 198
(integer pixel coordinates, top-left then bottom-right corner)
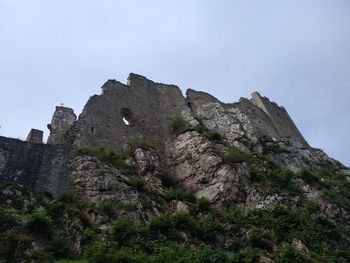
0 136 73 195
47 106 77 144
250 92 309 147
68 73 192 163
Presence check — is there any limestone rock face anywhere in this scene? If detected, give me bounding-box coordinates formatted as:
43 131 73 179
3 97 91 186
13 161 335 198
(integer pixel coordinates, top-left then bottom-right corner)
71 151 167 223
172 131 249 204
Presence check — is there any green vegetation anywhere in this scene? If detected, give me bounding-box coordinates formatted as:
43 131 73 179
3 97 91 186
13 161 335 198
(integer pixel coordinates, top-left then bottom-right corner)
1 184 349 263
164 187 195 203
130 177 147 190
170 117 191 135
170 116 224 142
196 197 211 211
77 146 136 174
25 209 54 236
275 244 310 263
77 139 154 175
223 146 252 164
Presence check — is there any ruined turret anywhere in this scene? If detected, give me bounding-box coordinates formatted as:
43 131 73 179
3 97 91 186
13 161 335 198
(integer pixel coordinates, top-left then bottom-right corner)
47 106 76 144
26 129 43 144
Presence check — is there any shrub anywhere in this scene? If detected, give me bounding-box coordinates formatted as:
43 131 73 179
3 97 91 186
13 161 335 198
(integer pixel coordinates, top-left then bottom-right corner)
48 234 72 259
95 199 116 216
247 227 271 250
250 170 264 182
275 244 310 263
82 228 96 244
25 209 53 236
126 138 152 153
148 213 198 239
192 244 230 263
199 214 223 241
223 146 251 164
298 169 320 185
207 130 222 142
224 205 245 226
164 188 195 203
130 178 147 191
76 147 136 174
170 117 191 135
111 218 136 247
83 241 109 263
196 197 211 211
284 139 292 147
232 247 261 263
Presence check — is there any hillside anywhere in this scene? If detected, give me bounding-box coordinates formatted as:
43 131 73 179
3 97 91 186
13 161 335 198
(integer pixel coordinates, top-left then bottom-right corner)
0 74 349 263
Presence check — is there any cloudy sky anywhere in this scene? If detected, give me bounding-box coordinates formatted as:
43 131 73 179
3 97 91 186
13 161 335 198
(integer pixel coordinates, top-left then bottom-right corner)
0 0 349 165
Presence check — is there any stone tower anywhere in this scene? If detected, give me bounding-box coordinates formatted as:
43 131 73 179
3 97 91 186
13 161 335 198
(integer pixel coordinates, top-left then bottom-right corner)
47 106 76 144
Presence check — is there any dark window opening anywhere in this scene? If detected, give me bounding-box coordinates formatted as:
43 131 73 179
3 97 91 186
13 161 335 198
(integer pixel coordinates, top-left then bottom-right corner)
187 102 193 110
91 126 95 133
121 108 135 126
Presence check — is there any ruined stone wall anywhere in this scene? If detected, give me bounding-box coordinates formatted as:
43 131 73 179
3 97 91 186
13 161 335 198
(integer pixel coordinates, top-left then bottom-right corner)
47 106 77 144
249 92 309 146
68 73 192 162
0 136 73 195
26 129 43 144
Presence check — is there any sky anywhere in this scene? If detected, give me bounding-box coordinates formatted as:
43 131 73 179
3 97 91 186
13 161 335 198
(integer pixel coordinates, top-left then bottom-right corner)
0 0 349 166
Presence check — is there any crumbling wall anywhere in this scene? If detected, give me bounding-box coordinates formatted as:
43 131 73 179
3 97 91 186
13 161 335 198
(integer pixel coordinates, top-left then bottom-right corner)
26 129 43 144
47 106 76 144
249 92 309 146
68 73 192 162
0 136 73 195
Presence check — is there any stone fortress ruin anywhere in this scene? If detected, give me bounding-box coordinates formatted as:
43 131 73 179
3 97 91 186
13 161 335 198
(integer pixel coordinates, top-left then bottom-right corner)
0 73 309 196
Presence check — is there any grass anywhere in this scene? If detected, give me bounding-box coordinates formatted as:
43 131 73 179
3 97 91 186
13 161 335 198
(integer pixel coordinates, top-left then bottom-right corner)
223 146 251 164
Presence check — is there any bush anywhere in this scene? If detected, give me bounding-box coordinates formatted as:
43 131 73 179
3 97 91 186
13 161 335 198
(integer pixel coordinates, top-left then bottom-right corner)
48 234 72 259
164 188 195 203
82 228 96 244
130 178 147 191
196 197 211 211
247 227 271 250
232 247 261 263
224 205 245 226
207 130 222 142
223 146 251 164
199 214 222 241
192 244 230 263
111 218 136 247
126 138 152 154
298 169 320 185
95 199 116 216
76 147 136 174
275 244 310 263
25 209 53 236
148 213 198 239
83 241 109 263
170 117 190 135
249 170 264 182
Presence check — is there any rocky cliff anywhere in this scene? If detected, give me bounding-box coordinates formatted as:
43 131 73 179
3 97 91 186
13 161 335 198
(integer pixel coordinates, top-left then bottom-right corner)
0 73 349 262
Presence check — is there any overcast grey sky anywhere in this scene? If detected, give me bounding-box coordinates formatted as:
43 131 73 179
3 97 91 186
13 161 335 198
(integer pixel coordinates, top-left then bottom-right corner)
0 0 349 165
